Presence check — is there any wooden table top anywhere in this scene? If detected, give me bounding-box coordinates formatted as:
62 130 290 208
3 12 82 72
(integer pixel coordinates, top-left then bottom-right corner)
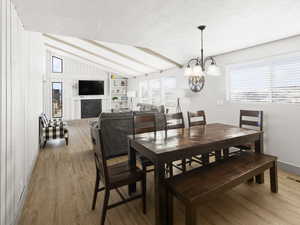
129 123 262 162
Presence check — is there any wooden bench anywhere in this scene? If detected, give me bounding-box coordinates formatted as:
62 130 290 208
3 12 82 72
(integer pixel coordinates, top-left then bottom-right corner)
165 152 278 225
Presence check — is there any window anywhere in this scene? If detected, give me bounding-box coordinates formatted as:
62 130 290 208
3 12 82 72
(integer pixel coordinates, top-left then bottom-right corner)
52 82 63 118
149 79 161 105
139 80 149 103
228 53 300 103
52 56 63 73
138 76 177 111
162 76 177 112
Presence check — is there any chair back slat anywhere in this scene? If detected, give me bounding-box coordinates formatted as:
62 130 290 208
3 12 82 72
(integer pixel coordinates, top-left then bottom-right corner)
187 110 206 127
93 126 110 186
239 110 263 131
165 112 185 130
133 113 157 136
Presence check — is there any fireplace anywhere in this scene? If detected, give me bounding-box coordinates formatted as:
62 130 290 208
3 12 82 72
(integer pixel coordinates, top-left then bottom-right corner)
81 99 102 118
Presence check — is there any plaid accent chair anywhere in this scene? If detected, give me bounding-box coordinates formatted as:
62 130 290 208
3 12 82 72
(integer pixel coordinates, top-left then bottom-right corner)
39 113 69 148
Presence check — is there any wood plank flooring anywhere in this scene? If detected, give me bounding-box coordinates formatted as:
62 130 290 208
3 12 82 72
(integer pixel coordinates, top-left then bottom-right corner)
18 120 300 225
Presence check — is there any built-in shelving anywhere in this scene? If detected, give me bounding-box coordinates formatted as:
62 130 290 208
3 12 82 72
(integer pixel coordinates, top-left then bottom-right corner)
110 75 128 111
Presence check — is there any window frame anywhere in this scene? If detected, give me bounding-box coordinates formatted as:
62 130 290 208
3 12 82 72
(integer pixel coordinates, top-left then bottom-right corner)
52 56 63 73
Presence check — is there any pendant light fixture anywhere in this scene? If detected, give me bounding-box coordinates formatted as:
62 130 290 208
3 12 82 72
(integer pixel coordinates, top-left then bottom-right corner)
184 25 221 92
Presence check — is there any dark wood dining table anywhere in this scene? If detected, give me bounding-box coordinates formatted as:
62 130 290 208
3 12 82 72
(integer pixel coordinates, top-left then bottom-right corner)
128 123 264 225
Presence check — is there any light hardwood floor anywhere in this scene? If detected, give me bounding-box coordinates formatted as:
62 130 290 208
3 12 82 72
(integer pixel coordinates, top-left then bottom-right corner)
18 120 300 225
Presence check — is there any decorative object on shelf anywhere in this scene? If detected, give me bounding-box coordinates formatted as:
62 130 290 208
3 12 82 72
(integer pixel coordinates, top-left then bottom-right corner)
184 25 221 93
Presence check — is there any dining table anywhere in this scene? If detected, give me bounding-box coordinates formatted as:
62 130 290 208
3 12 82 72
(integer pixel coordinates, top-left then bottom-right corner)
127 123 264 225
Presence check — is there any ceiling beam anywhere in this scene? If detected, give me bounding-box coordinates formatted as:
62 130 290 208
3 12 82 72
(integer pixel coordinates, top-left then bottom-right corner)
135 47 183 68
43 34 143 74
45 43 130 76
84 39 159 71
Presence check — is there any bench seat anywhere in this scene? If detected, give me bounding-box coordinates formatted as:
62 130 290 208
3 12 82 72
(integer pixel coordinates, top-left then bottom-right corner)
165 152 278 225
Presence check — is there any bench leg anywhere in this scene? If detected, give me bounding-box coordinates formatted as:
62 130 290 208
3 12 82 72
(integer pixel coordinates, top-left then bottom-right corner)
270 161 278 193
186 205 196 225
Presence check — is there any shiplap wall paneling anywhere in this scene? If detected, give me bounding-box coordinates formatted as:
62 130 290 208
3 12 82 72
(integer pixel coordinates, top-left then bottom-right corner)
0 0 45 225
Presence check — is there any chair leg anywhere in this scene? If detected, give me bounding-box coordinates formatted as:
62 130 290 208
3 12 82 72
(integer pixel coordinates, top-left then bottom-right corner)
223 148 229 159
182 159 186 172
141 174 147 214
215 150 222 161
43 140 47 148
167 163 173 177
92 172 100 210
270 161 278 193
188 157 192 166
202 153 209 166
185 205 196 225
100 190 110 225
247 177 255 183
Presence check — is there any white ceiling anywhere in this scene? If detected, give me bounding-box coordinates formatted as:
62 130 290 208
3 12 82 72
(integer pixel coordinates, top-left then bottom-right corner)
13 0 300 66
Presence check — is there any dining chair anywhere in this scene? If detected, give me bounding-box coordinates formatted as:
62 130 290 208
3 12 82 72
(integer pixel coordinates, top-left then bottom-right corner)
133 113 157 175
187 110 206 127
187 110 211 165
164 112 186 175
91 127 146 225
224 110 263 158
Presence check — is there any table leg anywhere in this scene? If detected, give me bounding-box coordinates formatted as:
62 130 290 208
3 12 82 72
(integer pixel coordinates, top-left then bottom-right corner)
154 162 168 225
255 133 264 184
128 145 137 195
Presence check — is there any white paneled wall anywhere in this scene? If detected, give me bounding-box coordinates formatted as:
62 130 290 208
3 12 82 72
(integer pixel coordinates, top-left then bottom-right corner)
0 1 45 225
44 51 110 120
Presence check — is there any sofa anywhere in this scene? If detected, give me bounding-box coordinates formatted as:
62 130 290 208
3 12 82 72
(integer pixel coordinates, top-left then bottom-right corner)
90 104 165 159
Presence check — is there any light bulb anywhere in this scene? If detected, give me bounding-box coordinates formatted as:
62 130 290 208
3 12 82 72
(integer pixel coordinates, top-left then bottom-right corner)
193 64 204 77
207 64 221 76
184 65 193 77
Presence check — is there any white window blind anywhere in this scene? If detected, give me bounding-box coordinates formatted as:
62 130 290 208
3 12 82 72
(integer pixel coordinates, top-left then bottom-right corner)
228 54 300 103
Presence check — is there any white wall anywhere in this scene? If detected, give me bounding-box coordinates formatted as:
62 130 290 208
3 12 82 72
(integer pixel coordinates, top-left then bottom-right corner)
214 35 300 171
128 35 300 173
0 1 45 225
44 51 110 120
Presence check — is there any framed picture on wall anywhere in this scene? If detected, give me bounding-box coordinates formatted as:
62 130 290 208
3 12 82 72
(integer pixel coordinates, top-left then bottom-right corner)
52 56 63 73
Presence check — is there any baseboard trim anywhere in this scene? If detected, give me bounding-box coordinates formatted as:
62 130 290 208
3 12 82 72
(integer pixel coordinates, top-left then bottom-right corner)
278 160 300 176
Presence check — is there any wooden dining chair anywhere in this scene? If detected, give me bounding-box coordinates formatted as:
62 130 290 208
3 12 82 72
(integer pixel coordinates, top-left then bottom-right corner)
187 110 206 127
133 113 157 175
164 112 185 175
91 127 146 225
186 110 212 165
224 110 263 158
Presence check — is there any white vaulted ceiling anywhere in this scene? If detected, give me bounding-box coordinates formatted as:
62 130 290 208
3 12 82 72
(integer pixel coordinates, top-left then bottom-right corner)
44 34 176 77
13 0 300 75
